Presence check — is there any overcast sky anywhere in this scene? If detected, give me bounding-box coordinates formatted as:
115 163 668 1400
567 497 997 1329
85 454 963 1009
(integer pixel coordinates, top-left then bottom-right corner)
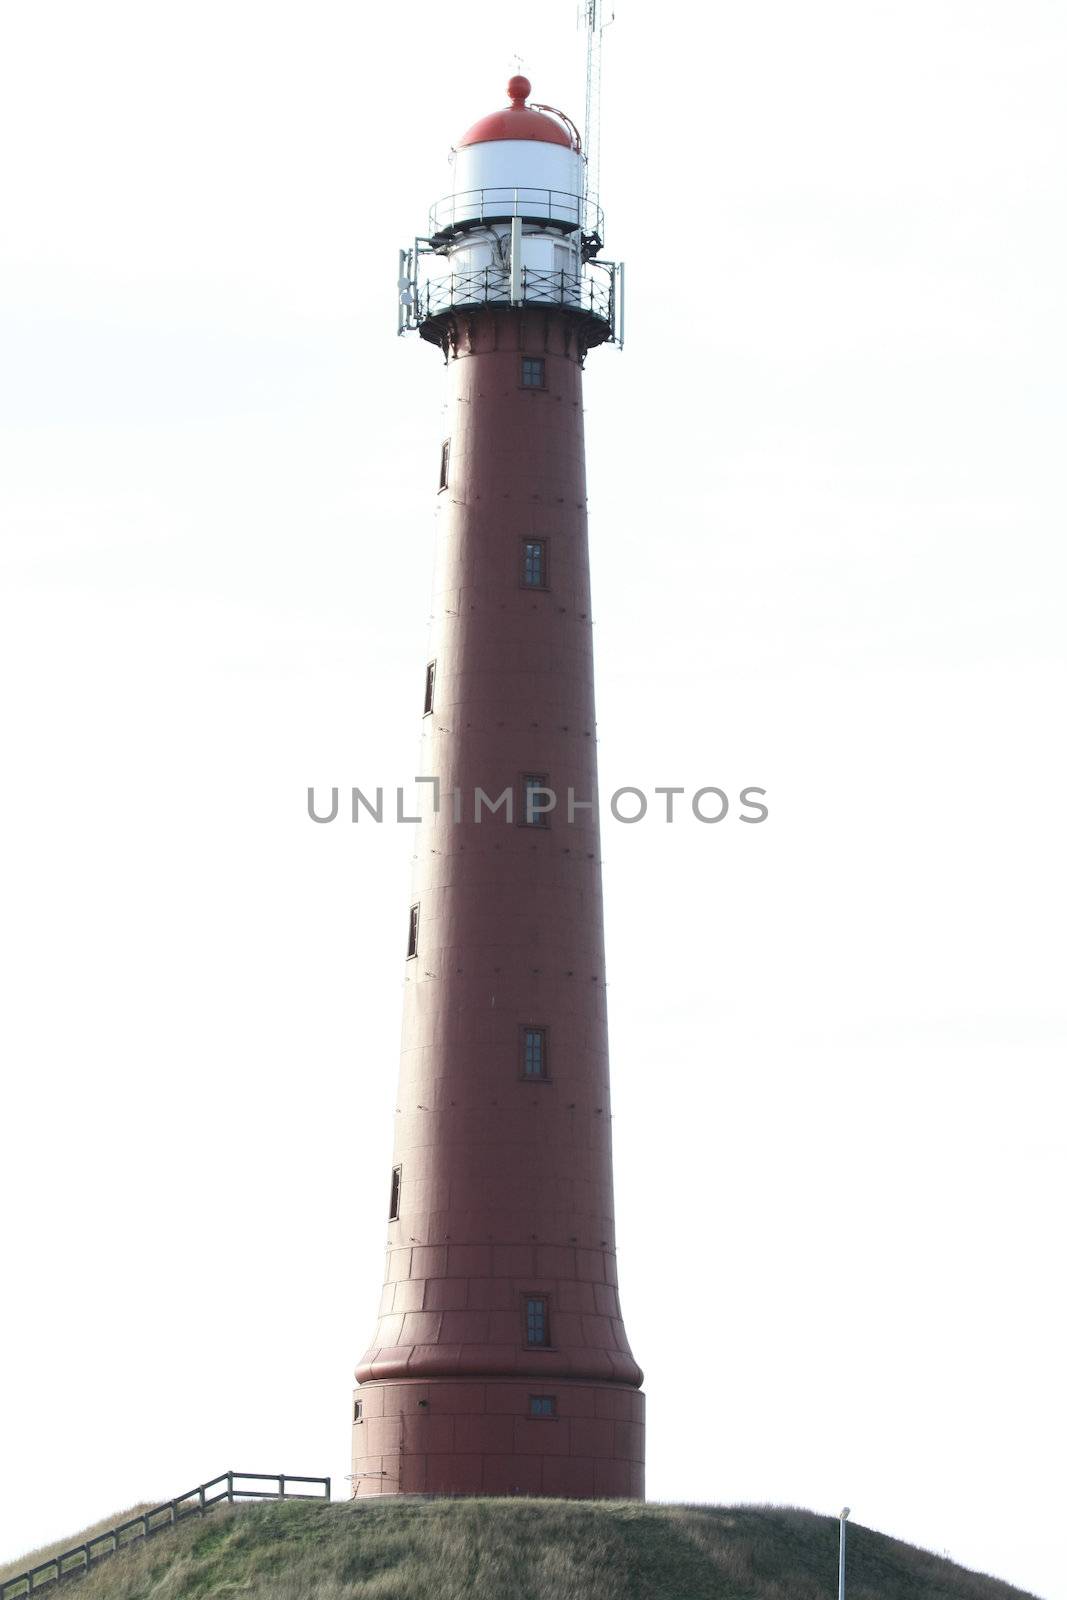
1 1 1064 1595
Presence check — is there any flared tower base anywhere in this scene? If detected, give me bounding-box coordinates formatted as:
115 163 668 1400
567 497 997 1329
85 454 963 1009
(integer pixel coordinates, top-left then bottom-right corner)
352 1377 645 1498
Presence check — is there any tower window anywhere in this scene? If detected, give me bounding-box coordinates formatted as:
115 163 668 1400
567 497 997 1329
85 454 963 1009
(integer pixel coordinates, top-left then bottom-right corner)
521 540 547 589
353 1400 363 1423
529 1395 556 1418
525 1296 549 1346
424 661 436 716
520 356 546 389
439 439 450 491
522 1027 547 1080
521 773 552 827
389 1165 402 1221
407 904 419 958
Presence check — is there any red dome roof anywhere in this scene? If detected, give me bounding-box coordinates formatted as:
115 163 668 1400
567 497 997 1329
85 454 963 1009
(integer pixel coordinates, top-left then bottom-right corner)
457 76 577 150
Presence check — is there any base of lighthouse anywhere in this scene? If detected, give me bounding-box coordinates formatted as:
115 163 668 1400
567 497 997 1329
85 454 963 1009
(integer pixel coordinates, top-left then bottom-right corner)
352 1379 645 1499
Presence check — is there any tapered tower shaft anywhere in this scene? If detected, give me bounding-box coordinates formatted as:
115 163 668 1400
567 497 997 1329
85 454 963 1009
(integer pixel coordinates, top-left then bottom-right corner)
354 77 642 1500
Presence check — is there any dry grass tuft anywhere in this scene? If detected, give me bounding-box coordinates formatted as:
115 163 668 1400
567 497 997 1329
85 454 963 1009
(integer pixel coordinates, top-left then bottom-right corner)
0 1507 154 1586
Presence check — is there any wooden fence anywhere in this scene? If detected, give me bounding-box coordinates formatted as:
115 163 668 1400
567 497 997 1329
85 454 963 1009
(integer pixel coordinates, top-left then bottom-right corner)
0 1471 331 1599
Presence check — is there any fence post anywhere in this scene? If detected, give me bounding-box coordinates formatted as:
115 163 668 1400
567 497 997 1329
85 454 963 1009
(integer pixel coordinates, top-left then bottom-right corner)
142 1513 149 1541
279 1475 285 1500
227 1471 234 1505
199 1484 206 1515
325 1477 331 1503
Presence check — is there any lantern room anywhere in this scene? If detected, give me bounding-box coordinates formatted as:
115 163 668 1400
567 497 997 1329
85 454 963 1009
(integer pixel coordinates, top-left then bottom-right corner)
397 75 622 354
439 75 587 235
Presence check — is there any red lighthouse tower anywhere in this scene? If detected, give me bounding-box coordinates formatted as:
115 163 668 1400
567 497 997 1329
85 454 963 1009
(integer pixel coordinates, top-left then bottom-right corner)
352 75 643 1500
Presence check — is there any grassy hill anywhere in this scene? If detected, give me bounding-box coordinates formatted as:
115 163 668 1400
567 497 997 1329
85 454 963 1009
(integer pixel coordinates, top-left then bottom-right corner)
0 1499 1042 1600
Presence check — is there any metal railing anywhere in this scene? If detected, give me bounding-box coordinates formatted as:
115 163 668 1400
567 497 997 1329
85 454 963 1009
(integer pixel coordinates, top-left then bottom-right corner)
429 186 603 242
0 1471 330 1599
418 264 614 325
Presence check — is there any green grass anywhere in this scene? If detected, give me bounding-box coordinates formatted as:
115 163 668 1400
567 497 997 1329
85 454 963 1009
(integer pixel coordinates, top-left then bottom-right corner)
0 1507 155 1592
0 1499 1042 1600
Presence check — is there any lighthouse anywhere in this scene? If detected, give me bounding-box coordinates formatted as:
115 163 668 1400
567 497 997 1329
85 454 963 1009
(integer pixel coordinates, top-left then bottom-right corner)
353 74 644 1499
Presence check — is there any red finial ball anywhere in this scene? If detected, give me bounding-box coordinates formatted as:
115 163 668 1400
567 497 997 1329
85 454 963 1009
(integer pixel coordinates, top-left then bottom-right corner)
508 74 532 105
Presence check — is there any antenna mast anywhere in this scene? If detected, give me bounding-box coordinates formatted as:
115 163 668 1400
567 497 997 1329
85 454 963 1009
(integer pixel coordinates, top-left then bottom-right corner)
581 0 609 207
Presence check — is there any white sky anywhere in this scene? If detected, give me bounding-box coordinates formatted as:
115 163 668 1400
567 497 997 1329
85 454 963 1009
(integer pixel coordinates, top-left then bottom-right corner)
1 1 1064 1595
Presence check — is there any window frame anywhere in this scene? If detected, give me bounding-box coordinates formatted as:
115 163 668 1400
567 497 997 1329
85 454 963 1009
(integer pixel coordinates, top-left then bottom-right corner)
438 438 450 492
423 660 436 717
518 772 553 829
523 1293 551 1349
353 1400 363 1424
520 355 546 390
520 1024 550 1082
389 1165 402 1222
407 903 420 959
520 537 549 591
528 1394 557 1419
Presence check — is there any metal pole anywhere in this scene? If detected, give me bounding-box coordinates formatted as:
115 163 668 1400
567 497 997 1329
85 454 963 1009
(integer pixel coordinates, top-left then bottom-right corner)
510 216 523 305
838 1507 850 1600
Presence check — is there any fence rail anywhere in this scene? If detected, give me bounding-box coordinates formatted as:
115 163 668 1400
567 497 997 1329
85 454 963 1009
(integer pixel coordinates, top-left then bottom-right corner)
0 1471 330 1599
428 186 603 242
417 263 616 329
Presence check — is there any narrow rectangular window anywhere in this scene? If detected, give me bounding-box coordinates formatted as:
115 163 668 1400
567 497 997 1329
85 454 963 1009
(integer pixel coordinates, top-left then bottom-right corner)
439 439 450 490
424 661 436 716
389 1166 402 1221
521 773 552 828
521 356 546 389
521 540 546 589
529 1395 556 1418
522 1027 547 1080
525 1296 549 1347
353 1400 363 1423
407 904 419 958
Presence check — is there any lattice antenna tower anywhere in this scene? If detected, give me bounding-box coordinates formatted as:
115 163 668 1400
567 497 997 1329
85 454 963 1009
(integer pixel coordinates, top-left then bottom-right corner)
581 0 612 208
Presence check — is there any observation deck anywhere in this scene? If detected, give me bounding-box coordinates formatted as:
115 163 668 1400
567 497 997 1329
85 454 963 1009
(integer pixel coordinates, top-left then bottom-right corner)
428 186 604 259
398 185 621 356
403 260 620 355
